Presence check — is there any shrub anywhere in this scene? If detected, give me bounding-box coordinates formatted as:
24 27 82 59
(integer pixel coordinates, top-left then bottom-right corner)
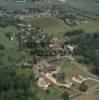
79 82 88 92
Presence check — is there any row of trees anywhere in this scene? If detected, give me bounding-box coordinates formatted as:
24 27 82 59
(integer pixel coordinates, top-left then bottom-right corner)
64 29 84 36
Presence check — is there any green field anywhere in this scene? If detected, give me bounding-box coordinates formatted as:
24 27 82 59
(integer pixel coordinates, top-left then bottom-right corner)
85 80 99 87
24 16 99 39
34 86 62 100
53 58 93 78
24 16 67 38
0 26 18 49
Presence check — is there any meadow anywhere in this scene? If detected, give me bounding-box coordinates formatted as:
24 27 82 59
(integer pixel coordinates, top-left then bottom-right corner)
0 26 18 49
24 16 99 39
53 58 94 78
34 86 62 100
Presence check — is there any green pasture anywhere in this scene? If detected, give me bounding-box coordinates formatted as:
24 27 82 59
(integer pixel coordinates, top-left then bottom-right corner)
0 26 18 49
24 16 99 39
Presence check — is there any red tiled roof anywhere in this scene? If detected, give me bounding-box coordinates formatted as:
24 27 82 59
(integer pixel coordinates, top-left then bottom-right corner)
46 56 57 63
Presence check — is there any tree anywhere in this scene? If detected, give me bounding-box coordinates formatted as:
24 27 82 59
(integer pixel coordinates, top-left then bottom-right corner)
92 67 99 76
45 89 50 94
0 50 39 100
61 92 70 100
57 72 65 82
0 43 5 50
64 29 84 36
66 30 99 76
79 82 88 92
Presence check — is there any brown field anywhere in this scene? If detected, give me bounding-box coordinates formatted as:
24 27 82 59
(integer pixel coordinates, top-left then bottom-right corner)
72 94 96 100
94 90 99 100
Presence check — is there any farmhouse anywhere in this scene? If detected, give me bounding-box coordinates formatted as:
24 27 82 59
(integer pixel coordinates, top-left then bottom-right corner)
49 38 62 49
64 44 75 53
72 75 84 83
38 77 51 89
46 56 58 63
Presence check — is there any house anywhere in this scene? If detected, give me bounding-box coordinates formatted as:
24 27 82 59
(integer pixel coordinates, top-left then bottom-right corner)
64 44 75 53
72 75 84 83
41 65 56 73
38 77 51 89
10 32 17 40
49 38 62 49
33 60 56 78
46 56 57 63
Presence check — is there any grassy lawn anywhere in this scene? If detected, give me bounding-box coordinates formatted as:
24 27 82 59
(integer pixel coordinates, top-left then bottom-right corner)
0 26 18 49
72 21 99 32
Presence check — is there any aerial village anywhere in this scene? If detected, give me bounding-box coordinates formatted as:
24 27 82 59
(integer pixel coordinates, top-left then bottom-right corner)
6 22 99 98
1 1 99 99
